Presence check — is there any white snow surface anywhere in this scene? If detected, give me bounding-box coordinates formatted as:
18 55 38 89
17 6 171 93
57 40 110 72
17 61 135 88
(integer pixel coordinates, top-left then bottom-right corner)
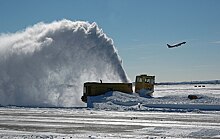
0 84 220 138
0 106 220 139
88 84 220 111
0 20 129 107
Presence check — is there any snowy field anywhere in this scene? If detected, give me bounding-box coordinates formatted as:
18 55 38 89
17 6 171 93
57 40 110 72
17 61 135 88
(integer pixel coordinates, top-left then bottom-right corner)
0 107 220 139
89 84 220 111
0 84 220 139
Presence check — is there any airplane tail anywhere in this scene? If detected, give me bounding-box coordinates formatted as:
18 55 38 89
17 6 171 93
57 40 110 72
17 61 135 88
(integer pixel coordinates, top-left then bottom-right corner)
167 44 171 48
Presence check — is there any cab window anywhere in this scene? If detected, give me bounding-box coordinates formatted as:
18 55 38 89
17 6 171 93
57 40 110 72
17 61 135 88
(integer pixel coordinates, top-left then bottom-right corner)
136 77 142 83
144 78 150 83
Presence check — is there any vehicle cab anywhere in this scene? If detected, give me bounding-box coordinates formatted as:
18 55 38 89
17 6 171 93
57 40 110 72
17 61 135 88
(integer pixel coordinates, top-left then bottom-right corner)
135 74 155 94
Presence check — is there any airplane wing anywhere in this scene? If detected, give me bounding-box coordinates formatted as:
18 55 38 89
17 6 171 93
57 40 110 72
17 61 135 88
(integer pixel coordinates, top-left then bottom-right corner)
167 44 175 48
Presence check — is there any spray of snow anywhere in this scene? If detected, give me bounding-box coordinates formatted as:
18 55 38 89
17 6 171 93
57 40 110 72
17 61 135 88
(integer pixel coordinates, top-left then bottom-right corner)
0 19 129 107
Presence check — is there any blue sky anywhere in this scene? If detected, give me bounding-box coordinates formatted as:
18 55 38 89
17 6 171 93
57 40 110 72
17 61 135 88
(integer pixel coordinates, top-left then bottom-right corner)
0 0 220 82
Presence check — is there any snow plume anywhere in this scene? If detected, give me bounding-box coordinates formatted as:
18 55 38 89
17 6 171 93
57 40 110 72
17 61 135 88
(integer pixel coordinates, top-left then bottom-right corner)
0 19 129 107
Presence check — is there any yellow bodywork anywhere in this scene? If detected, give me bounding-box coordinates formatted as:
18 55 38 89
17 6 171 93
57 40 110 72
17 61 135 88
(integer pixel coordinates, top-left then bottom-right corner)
135 75 155 93
81 82 132 102
81 74 155 103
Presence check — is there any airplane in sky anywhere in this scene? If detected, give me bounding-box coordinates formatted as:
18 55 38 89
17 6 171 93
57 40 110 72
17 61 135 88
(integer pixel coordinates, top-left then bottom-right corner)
167 41 186 48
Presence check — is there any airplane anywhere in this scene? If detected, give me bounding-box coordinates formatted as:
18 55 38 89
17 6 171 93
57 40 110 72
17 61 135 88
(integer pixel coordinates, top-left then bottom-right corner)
167 41 186 48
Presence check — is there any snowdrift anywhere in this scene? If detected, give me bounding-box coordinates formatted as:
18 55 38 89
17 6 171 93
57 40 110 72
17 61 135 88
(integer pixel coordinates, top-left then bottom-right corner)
88 85 220 111
0 20 129 107
87 91 146 110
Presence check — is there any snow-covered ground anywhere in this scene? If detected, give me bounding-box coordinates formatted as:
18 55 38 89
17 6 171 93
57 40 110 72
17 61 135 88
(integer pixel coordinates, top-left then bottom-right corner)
0 84 220 138
0 107 220 139
89 84 220 111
